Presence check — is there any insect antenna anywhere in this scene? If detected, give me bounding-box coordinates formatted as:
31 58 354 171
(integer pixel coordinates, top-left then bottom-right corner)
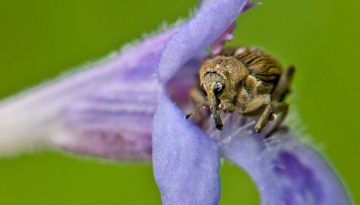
185 105 210 119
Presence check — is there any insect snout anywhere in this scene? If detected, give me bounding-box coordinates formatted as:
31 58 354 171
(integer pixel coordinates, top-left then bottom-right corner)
199 73 227 130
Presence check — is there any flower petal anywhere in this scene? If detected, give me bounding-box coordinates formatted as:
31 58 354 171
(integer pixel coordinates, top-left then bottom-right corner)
165 52 205 107
239 1 262 15
152 89 221 204
52 78 159 160
56 53 204 160
0 27 180 158
157 0 248 84
211 21 236 55
207 114 352 205
198 0 218 11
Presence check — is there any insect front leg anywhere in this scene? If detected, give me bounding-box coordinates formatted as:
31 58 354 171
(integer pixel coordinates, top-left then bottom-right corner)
263 102 288 137
254 103 273 133
234 94 272 133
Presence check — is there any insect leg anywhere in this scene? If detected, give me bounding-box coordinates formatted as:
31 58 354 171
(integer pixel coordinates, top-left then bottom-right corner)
234 94 272 133
234 94 272 114
271 65 295 100
254 103 273 133
263 102 288 137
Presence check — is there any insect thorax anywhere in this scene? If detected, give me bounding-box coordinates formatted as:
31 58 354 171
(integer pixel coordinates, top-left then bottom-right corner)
219 46 283 84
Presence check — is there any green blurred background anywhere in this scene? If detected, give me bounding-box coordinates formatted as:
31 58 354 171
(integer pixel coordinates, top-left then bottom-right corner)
0 0 359 204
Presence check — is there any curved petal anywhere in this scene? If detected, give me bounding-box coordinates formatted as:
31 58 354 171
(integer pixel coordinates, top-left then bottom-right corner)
157 0 248 84
206 114 352 205
55 53 204 160
211 21 236 55
165 52 206 107
239 1 262 15
0 27 179 158
152 89 221 205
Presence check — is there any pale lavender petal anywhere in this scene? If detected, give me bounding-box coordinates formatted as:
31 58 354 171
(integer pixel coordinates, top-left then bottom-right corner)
205 114 352 205
157 0 248 84
54 78 159 160
57 52 205 160
152 90 221 204
0 27 180 158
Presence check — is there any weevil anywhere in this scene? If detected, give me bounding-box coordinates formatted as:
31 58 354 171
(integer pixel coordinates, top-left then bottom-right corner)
186 46 295 135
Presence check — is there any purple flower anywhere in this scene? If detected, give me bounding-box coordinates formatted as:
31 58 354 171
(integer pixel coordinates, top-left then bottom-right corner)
0 0 353 204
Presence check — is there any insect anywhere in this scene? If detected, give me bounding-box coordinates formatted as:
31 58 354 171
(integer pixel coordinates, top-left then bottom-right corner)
185 46 295 135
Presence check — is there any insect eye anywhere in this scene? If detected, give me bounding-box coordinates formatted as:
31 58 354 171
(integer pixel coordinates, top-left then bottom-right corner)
200 85 208 96
213 82 224 96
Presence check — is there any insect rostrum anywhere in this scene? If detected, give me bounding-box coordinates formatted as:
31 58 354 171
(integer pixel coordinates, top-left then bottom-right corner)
186 46 295 135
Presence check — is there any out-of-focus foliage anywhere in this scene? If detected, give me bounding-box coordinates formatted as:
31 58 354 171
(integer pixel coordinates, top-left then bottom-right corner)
0 0 358 204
